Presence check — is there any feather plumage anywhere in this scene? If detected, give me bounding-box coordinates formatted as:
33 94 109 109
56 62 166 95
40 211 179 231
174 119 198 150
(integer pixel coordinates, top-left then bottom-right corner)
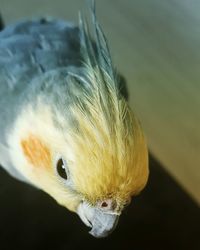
0 4 149 237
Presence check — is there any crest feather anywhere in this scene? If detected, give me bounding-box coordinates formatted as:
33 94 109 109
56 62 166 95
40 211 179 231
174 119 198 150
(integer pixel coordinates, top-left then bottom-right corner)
63 3 149 203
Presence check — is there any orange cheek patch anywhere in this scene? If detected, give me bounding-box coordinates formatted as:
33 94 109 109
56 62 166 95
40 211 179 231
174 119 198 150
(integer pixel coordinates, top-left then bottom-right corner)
21 135 51 168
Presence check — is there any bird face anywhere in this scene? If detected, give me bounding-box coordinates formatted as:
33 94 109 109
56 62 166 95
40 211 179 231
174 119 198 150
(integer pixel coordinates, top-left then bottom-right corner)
8 87 148 238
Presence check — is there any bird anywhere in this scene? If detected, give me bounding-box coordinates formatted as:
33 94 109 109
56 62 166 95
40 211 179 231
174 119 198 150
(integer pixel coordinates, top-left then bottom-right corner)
0 3 149 238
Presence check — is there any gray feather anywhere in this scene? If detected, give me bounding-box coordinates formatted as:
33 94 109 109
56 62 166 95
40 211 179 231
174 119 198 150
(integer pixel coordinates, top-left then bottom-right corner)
0 18 82 178
0 12 127 181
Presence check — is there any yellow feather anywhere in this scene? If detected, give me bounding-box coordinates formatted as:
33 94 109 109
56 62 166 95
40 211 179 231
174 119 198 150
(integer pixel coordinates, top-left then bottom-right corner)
7 10 149 213
66 65 149 206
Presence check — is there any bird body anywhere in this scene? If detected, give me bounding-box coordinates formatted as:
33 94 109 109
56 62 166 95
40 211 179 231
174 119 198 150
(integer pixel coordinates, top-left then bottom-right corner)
0 9 149 237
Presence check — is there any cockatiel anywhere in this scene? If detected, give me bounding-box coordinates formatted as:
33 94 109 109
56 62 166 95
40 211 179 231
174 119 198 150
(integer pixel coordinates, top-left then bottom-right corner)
0 5 149 238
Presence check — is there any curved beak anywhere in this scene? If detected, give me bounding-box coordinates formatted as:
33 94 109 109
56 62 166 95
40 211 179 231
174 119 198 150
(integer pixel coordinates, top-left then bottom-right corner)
77 201 120 238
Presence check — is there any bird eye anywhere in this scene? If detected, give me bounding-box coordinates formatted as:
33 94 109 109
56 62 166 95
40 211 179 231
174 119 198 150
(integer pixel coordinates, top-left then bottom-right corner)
56 158 68 180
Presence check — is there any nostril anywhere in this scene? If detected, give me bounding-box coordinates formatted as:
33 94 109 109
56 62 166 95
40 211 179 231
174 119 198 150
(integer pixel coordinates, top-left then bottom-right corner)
97 199 117 211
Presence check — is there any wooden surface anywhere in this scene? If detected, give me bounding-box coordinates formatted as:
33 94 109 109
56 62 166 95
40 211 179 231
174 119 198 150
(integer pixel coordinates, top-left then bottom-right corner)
1 0 200 204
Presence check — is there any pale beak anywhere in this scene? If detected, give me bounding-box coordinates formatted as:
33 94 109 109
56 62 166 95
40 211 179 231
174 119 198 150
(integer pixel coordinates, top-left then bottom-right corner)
77 201 120 238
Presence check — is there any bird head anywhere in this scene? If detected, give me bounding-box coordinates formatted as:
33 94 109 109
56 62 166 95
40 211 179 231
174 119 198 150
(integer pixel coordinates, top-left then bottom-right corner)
7 9 149 238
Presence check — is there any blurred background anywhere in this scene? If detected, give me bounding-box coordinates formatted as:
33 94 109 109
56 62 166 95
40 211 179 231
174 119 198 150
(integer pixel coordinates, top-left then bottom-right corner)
0 0 200 249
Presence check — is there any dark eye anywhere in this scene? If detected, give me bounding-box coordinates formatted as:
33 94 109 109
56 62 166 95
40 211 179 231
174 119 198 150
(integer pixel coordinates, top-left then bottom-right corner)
56 158 68 180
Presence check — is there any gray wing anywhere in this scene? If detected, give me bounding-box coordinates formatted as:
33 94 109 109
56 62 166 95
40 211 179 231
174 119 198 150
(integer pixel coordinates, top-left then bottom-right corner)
0 18 82 180
0 18 81 90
